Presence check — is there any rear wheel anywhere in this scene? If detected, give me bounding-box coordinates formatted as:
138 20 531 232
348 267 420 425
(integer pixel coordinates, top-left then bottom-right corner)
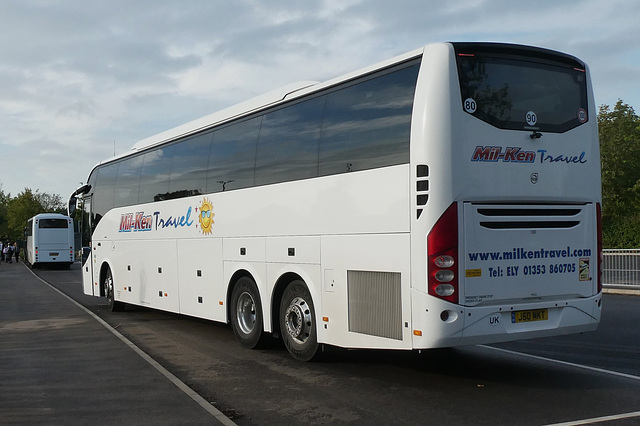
280 280 319 361
104 267 125 312
230 277 265 348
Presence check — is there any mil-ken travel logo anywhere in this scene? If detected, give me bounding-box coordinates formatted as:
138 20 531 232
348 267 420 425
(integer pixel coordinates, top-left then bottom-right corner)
119 197 215 235
471 146 587 164
197 197 214 235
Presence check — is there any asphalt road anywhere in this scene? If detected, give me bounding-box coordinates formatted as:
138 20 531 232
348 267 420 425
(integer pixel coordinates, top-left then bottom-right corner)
5 262 640 425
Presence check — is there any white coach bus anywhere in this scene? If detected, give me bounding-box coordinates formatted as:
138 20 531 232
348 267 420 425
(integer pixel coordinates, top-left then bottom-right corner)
25 213 75 268
69 42 602 361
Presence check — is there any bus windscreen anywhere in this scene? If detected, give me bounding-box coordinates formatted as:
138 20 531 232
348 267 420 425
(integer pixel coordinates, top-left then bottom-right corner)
38 219 69 229
456 51 588 133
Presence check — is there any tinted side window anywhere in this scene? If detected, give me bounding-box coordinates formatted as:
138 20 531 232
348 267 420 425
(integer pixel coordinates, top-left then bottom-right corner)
114 155 143 207
255 97 325 186
319 64 419 176
86 169 98 195
92 163 118 222
80 197 91 254
168 132 213 199
139 145 174 203
207 117 261 192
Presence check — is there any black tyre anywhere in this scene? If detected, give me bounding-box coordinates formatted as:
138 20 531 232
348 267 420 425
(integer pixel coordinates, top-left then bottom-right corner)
230 276 265 349
280 280 319 361
104 267 125 312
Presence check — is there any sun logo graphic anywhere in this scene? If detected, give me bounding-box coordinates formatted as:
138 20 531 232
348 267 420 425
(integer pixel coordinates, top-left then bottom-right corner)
197 197 215 235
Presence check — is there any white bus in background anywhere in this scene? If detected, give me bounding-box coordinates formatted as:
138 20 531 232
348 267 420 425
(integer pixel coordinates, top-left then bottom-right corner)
25 213 74 269
69 42 602 361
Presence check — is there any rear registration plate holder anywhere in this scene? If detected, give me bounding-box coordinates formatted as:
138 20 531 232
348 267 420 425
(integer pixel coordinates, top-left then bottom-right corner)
511 308 548 323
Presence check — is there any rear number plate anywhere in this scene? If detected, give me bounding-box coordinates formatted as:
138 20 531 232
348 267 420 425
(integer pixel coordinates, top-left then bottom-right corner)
511 309 548 323
49 252 59 256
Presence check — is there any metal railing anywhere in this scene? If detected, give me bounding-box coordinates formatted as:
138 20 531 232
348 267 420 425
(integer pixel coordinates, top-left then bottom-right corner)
603 249 640 290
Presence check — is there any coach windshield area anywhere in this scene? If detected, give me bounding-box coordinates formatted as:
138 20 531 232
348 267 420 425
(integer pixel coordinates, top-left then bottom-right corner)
454 43 589 133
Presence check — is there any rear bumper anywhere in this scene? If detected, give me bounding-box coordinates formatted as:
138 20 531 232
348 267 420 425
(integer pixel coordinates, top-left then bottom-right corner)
411 289 602 349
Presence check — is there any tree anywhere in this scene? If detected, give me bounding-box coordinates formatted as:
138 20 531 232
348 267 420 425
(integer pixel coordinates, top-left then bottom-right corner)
598 100 640 247
35 191 65 213
0 184 66 243
0 184 9 240
6 189 44 241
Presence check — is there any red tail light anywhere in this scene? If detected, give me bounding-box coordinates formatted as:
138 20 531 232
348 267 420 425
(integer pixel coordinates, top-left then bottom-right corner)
596 203 602 293
428 203 459 304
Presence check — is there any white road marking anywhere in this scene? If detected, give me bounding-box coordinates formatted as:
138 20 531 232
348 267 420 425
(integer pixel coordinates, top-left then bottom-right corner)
482 345 640 425
481 344 640 382
28 265 237 426
543 410 640 426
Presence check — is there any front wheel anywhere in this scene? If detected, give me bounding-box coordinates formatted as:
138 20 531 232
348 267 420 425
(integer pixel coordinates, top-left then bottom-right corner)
230 277 265 349
280 280 319 361
104 267 125 312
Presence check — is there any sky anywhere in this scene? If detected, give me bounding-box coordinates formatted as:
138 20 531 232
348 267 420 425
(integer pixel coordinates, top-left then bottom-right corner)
1 0 638 200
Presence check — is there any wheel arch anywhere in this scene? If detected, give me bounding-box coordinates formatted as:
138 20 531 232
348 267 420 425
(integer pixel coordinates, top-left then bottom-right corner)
98 261 113 297
271 272 306 338
226 268 257 324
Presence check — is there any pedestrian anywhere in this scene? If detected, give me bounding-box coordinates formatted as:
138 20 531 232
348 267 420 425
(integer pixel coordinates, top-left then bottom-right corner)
2 244 10 264
0 240 3 263
13 242 19 263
